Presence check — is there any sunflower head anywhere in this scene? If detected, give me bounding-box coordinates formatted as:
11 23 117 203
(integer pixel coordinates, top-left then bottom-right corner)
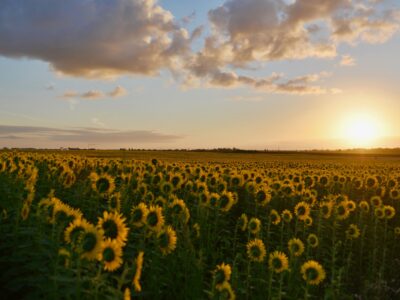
383 205 395 219
219 192 235 212
248 218 261 235
359 201 370 213
301 260 326 285
157 226 177 255
307 234 319 248
145 205 165 232
214 263 232 289
79 223 104 261
268 251 289 273
270 209 281 225
131 203 148 227
294 202 310 221
320 201 333 219
288 238 305 257
238 213 248 232
335 202 350 220
346 224 361 239
98 211 129 245
281 210 293 223
100 239 123 272
255 189 271 206
246 239 266 262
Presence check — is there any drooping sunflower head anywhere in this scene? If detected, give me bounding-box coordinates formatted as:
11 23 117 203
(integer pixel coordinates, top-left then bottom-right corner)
270 209 281 225
238 213 248 232
100 238 123 272
248 217 261 235
268 251 289 274
97 211 129 245
346 224 361 239
131 203 148 227
246 239 266 262
307 234 319 248
145 205 165 232
214 263 232 289
281 209 293 223
288 238 305 257
294 202 310 221
157 225 177 255
300 260 326 285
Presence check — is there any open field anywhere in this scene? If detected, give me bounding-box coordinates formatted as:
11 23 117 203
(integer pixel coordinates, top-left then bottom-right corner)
1 150 400 299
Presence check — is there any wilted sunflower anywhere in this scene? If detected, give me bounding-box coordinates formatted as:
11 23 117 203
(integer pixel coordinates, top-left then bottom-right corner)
238 213 248 232
346 224 361 239
281 209 293 223
214 263 232 290
100 239 123 272
131 203 148 227
248 217 261 235
300 260 326 285
98 211 129 246
294 202 310 221
383 205 395 219
90 172 115 195
157 225 177 255
270 209 281 225
268 251 289 273
307 234 319 248
288 238 305 257
246 239 266 262
145 205 165 232
133 251 144 292
79 223 104 261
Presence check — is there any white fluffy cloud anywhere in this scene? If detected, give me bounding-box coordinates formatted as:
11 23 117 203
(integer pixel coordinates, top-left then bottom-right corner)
0 0 191 78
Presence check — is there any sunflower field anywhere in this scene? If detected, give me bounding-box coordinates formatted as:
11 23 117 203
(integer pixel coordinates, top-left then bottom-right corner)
1 151 400 299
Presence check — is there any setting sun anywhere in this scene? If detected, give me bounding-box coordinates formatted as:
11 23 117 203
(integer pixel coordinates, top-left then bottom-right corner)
342 114 382 148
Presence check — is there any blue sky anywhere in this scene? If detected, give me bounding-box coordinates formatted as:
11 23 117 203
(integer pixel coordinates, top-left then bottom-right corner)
0 0 399 149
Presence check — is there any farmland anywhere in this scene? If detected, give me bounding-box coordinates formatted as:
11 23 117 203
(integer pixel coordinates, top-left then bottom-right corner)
1 150 400 299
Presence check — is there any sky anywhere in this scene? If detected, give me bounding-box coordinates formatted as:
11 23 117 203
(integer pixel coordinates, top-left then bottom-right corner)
0 0 400 150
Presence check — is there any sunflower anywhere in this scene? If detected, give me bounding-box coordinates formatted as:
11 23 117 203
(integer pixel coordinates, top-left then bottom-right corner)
370 196 382 208
359 201 370 213
320 201 333 219
246 239 266 262
58 248 71 268
64 217 90 244
268 251 289 273
108 193 121 212
145 205 165 232
281 209 293 223
307 234 319 248
346 224 361 239
238 213 248 232
216 281 236 300
288 238 305 257
383 205 395 219
133 251 144 292
124 288 131 300
193 223 201 238
394 227 400 236
79 223 104 261
214 263 232 290
97 211 129 245
294 202 310 221
248 217 261 235
100 239 123 272
157 225 177 255
389 189 400 200
90 172 115 195
131 203 148 227
219 192 235 212
374 207 385 219
301 260 326 285
346 200 356 212
269 209 281 225
255 189 271 207
21 201 30 221
335 202 350 220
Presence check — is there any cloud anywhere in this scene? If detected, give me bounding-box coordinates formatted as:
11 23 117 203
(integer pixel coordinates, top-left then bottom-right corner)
340 54 356 66
109 86 128 98
185 0 399 90
0 125 182 146
0 0 191 78
61 86 127 100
